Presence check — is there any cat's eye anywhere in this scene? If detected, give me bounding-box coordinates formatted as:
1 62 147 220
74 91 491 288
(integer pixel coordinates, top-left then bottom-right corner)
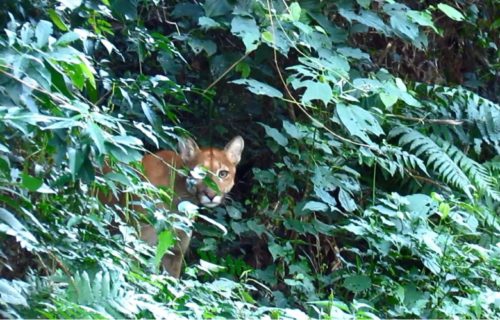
218 170 229 179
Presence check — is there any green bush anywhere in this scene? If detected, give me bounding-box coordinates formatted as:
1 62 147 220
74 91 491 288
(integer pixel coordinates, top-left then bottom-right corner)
0 0 498 319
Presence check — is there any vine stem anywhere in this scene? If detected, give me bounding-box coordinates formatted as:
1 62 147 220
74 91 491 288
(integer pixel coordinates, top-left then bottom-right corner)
264 0 380 152
204 51 251 92
386 114 464 125
372 163 377 206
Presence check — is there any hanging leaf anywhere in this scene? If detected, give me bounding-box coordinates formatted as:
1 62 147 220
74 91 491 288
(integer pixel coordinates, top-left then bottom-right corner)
303 201 328 212
57 0 83 11
188 38 217 56
289 3 302 22
231 79 283 98
154 230 175 269
336 104 384 144
87 122 107 154
437 3 465 21
301 80 332 105
231 16 260 53
35 20 53 48
198 16 221 30
343 275 372 293
48 9 69 31
21 173 43 191
259 123 288 146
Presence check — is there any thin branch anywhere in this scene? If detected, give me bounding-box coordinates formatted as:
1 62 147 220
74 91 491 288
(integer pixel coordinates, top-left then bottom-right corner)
204 51 251 92
387 114 465 125
265 0 378 152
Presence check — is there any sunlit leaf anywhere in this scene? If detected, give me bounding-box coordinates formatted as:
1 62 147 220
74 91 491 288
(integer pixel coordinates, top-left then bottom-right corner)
21 173 43 191
231 16 260 53
87 122 107 154
259 123 288 146
336 104 384 144
231 79 283 98
437 3 465 21
35 20 53 48
154 230 175 269
343 275 371 293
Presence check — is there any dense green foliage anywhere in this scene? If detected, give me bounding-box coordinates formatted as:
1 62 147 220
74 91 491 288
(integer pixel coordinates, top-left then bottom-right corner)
1 0 499 319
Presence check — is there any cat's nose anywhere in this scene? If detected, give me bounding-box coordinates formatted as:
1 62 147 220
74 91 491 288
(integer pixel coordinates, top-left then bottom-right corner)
203 189 217 200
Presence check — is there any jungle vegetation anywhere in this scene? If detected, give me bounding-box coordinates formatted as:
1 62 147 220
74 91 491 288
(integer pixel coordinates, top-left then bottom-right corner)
0 0 499 318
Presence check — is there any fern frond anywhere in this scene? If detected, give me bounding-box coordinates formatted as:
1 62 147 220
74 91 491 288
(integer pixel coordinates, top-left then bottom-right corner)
389 127 473 199
483 157 500 173
414 85 500 154
376 144 429 177
62 270 172 319
434 137 500 202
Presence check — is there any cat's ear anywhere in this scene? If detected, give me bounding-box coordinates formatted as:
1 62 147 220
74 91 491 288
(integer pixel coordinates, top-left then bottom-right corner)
224 136 244 165
178 137 199 162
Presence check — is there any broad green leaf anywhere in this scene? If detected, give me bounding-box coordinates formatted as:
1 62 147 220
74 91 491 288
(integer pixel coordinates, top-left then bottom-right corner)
57 0 82 11
198 16 221 30
437 3 465 21
231 16 260 53
154 230 175 269
268 242 291 261
55 32 80 46
407 10 438 32
204 0 231 17
235 61 251 78
301 80 332 105
111 0 138 19
343 275 372 293
421 231 442 255
282 120 304 139
225 206 242 219
336 104 384 144
289 3 301 21
35 20 53 48
353 78 383 92
100 39 116 54
79 57 96 89
141 101 157 125
87 122 107 154
390 14 419 41
261 31 273 43
231 79 283 98
21 173 43 191
406 194 435 216
263 26 291 55
259 123 288 146
379 92 399 108
337 47 371 61
68 148 84 179
356 0 371 9
338 189 357 212
48 9 68 31
188 38 217 56
338 8 387 33
303 201 328 212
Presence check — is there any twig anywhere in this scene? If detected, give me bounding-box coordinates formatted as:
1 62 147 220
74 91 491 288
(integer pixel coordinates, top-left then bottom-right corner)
265 1 378 151
204 51 251 92
387 114 464 125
